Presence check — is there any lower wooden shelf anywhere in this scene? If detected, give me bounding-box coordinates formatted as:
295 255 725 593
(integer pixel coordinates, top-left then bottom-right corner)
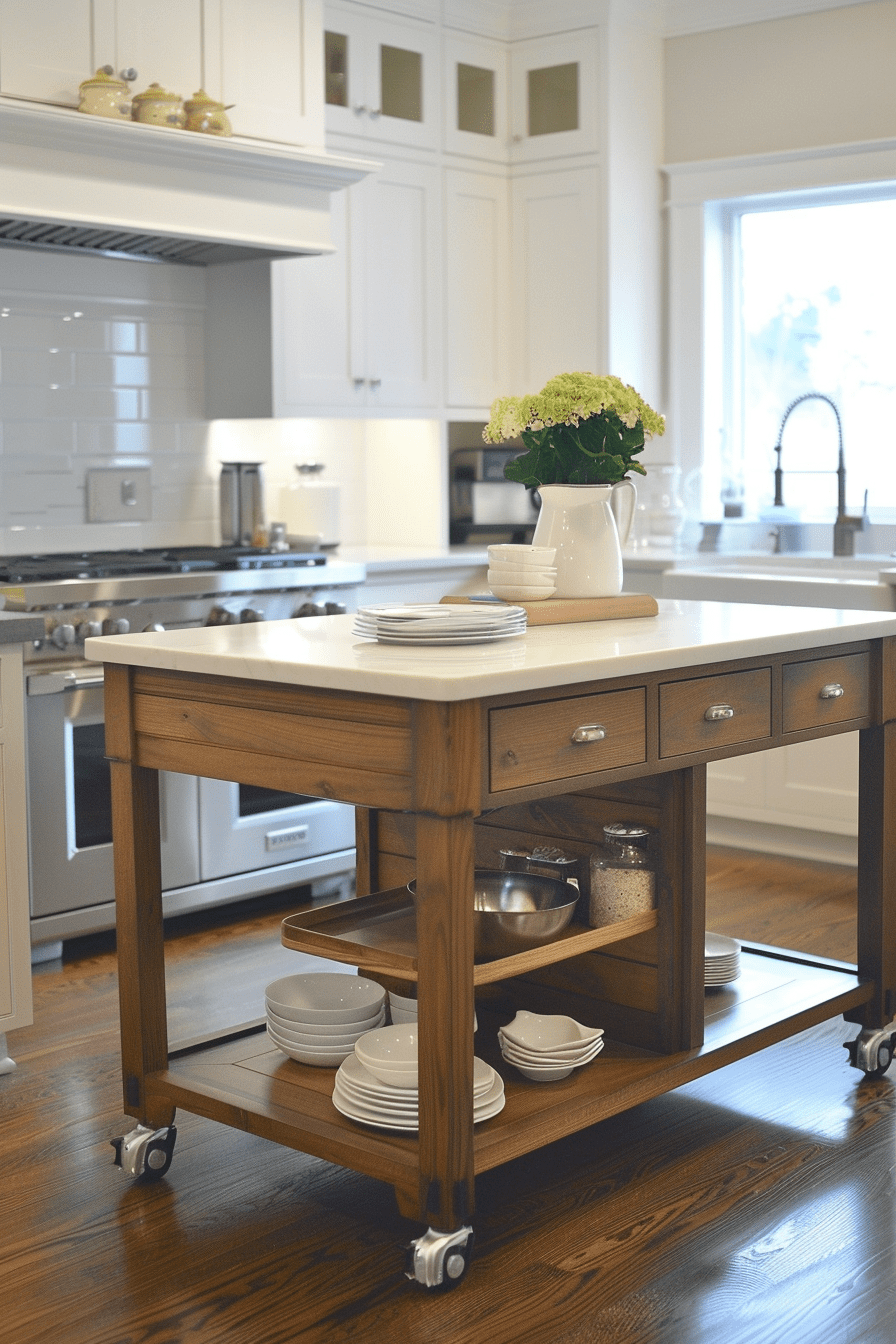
149 948 872 1205
280 887 658 985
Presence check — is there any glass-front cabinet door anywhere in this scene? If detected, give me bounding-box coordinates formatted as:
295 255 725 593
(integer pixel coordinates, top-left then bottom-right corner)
442 32 508 162
323 1 439 149
509 28 600 162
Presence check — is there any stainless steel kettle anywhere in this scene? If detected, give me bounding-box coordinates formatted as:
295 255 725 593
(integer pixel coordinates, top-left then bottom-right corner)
220 462 264 546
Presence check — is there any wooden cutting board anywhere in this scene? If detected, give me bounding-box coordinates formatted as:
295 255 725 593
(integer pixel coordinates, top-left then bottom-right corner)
440 592 659 625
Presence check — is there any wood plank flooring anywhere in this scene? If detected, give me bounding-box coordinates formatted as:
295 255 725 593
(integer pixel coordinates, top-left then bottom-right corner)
2 849 893 1344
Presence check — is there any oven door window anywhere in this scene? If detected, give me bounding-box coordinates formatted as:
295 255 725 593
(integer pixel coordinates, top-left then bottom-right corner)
72 722 112 849
238 784 316 817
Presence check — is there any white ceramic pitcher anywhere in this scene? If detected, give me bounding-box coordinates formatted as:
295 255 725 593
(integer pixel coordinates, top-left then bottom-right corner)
531 479 636 599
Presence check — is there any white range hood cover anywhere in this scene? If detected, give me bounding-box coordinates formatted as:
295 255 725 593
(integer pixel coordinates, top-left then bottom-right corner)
0 100 376 264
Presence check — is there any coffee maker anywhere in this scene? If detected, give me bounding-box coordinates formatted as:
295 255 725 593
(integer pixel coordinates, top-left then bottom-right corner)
449 446 538 545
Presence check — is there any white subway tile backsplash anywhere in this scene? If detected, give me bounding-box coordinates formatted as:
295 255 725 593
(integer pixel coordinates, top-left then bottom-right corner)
0 250 213 552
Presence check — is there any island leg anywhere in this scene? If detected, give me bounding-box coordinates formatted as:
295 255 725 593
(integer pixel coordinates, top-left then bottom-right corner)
408 812 476 1285
845 720 896 1074
104 664 175 1134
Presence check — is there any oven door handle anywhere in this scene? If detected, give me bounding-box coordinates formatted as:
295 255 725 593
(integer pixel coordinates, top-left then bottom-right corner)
27 668 105 696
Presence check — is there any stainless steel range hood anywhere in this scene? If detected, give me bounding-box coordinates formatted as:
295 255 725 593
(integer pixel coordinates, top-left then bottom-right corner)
0 100 376 264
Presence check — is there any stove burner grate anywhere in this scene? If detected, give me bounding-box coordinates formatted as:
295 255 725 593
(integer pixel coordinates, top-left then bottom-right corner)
0 546 326 584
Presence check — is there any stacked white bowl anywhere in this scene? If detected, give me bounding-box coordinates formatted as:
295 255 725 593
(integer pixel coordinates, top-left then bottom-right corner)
388 988 478 1031
265 972 387 1066
487 544 557 603
498 1009 605 1081
331 1024 505 1131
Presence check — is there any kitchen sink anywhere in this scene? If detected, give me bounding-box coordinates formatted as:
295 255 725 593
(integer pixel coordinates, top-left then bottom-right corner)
663 553 896 610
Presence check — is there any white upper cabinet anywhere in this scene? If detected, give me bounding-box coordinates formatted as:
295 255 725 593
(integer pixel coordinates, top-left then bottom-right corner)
323 0 439 150
273 153 442 411
0 0 325 147
0 0 202 107
213 0 325 147
509 28 600 163
444 167 511 408
442 32 508 163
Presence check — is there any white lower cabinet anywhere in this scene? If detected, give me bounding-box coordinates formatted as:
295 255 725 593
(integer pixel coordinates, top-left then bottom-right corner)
0 645 33 1068
273 152 442 412
707 734 859 860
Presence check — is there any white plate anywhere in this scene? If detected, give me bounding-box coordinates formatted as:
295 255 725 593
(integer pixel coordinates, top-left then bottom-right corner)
332 1072 505 1131
705 932 741 958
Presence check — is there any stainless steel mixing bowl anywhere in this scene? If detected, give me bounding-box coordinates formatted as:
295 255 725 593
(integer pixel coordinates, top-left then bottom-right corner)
408 869 578 960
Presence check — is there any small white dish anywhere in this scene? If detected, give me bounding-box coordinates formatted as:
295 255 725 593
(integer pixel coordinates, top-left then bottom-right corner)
354 1024 419 1088
487 568 557 586
499 1037 605 1067
509 1061 574 1082
500 1010 604 1053
489 544 556 564
265 973 385 1025
388 1006 418 1025
489 583 556 602
388 989 418 1012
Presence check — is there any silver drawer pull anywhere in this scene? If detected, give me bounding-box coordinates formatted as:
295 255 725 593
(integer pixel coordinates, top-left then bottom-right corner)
571 724 606 743
819 682 845 699
704 704 735 722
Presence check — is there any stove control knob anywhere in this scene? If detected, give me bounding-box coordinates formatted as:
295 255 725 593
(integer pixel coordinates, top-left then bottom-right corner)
205 605 234 626
49 622 76 649
143 623 166 633
239 607 264 623
102 617 130 636
294 602 327 618
75 621 102 642
325 601 347 616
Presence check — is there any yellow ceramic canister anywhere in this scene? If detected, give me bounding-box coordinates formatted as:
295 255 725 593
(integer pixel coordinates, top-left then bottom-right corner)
184 89 233 137
77 68 132 120
131 83 186 128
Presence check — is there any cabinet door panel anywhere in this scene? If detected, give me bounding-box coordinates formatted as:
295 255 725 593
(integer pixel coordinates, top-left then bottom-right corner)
444 169 510 408
511 167 602 390
361 159 441 407
218 0 324 146
443 32 508 163
0 0 92 106
509 29 599 163
94 0 202 96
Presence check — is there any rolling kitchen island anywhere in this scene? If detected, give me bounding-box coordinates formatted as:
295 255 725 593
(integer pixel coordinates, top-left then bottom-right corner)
88 600 896 1287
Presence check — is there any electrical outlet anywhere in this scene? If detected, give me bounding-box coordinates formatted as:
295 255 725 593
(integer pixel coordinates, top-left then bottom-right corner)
86 468 152 523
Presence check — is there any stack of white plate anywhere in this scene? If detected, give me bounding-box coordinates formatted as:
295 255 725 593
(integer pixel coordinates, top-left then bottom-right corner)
265 972 386 1066
332 1024 504 1131
704 932 742 986
352 603 526 646
499 1009 605 1082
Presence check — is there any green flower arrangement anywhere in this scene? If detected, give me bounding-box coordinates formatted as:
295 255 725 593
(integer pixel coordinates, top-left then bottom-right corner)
483 372 665 487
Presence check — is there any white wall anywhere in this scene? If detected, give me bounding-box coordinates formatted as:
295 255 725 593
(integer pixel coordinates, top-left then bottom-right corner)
664 0 896 162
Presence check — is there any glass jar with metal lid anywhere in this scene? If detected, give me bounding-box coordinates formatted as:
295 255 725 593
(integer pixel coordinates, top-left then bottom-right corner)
588 822 656 927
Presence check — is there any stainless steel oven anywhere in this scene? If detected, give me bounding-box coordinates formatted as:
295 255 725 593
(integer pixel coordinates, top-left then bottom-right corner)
4 546 364 951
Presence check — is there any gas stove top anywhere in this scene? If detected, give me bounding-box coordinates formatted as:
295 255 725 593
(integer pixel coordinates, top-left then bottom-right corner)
0 545 326 584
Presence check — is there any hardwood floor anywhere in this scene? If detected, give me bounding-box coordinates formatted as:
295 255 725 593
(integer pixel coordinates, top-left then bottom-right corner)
2 849 893 1344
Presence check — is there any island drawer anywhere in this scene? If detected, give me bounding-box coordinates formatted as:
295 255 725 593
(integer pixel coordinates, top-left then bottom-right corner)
489 687 646 790
782 652 870 732
659 668 771 758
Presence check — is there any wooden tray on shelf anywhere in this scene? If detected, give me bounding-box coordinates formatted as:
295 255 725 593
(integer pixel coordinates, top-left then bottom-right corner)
280 886 657 986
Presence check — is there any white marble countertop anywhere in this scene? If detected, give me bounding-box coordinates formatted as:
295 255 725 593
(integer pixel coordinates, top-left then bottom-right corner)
85 599 896 703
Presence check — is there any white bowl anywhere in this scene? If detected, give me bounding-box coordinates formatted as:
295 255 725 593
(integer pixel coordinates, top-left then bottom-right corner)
489 582 556 602
354 1024 419 1089
499 1038 604 1068
497 1029 604 1061
266 1009 385 1046
388 989 418 1011
500 1010 604 1053
388 1005 418 1025
265 1004 386 1037
489 544 556 564
507 1060 574 1082
265 973 386 1024
266 1026 355 1067
487 567 557 585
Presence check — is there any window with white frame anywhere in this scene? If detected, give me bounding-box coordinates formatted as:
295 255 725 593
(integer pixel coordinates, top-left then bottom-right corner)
665 146 896 535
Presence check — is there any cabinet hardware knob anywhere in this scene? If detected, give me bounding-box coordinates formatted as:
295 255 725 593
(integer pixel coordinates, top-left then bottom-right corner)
704 704 735 721
120 67 138 82
353 104 368 114
571 724 606 743
368 377 382 387
352 376 365 387
819 683 845 699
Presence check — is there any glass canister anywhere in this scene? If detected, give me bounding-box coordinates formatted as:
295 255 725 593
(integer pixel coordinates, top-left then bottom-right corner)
588 823 656 927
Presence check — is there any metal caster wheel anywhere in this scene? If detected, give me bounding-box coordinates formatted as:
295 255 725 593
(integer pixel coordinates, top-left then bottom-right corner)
845 1026 896 1079
405 1225 474 1288
111 1123 177 1180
